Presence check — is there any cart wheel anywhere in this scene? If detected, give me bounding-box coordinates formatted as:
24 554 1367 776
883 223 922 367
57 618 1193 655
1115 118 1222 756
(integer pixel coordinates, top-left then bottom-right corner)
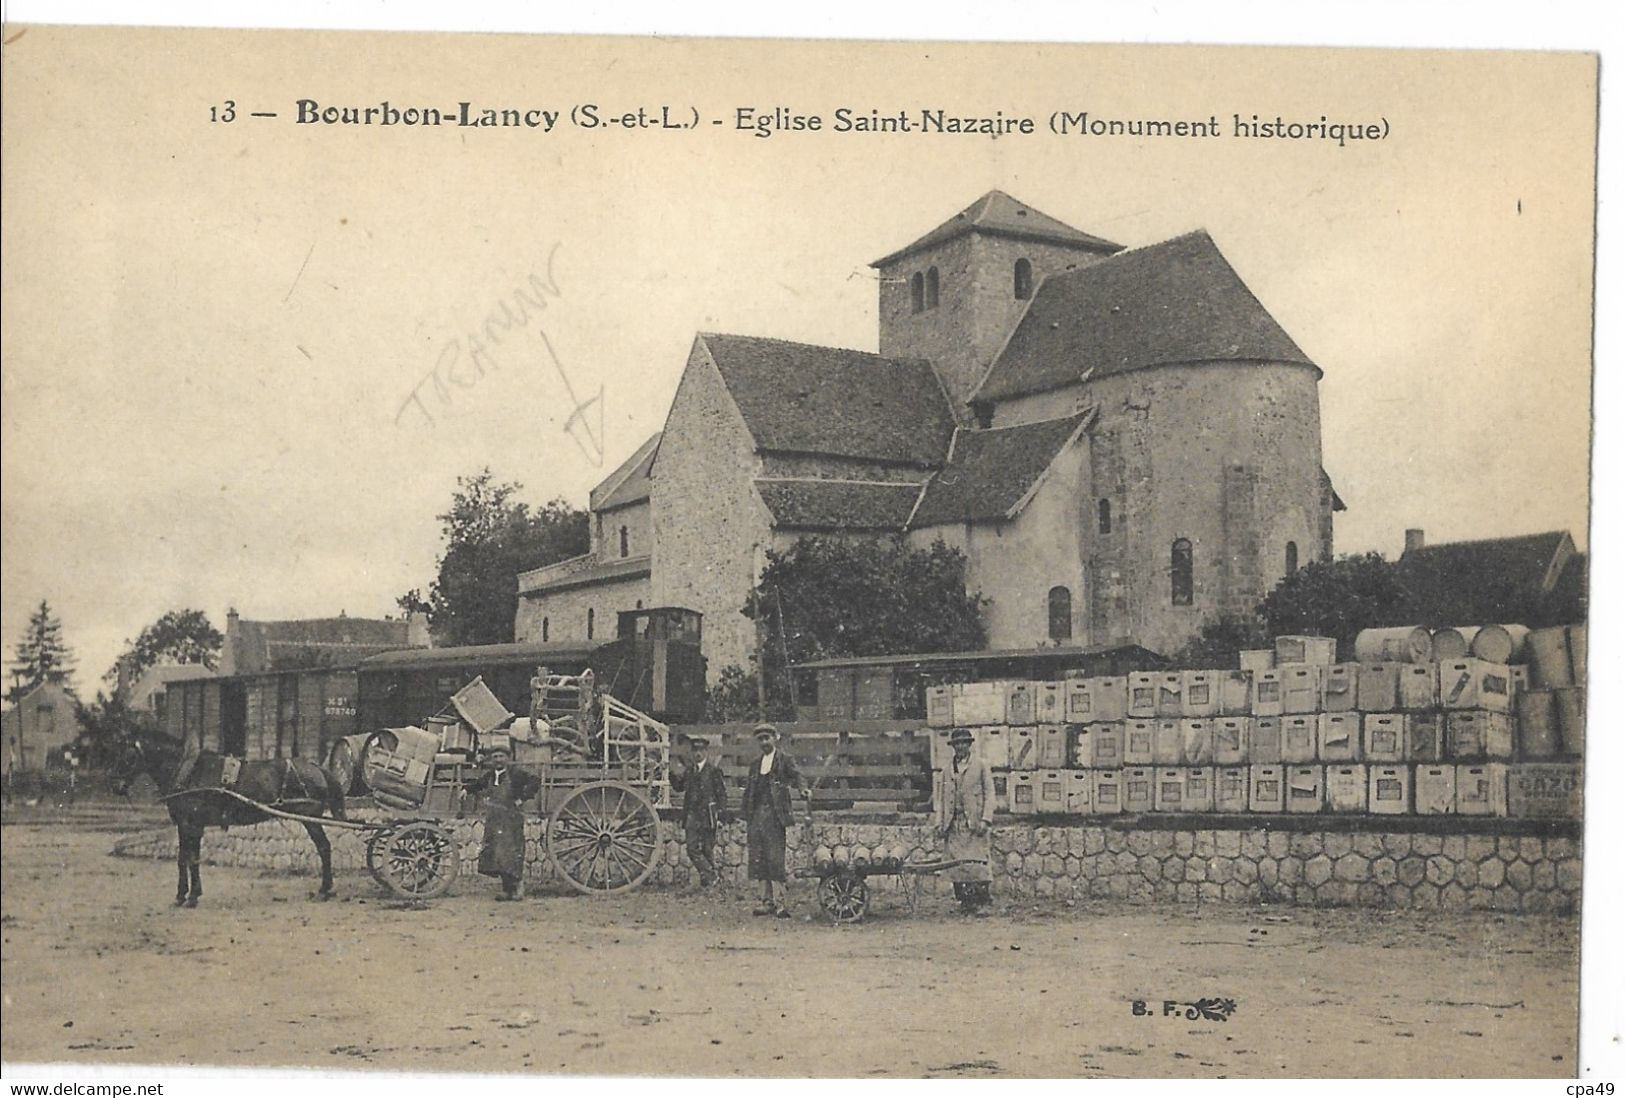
546 780 661 895
372 821 459 900
818 871 868 923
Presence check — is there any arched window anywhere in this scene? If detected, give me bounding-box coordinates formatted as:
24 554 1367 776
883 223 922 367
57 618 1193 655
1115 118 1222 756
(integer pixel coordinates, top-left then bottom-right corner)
1048 586 1073 641
586 608 594 640
635 600 644 610
910 272 924 314
925 266 940 310
1171 538 1194 606
1285 541 1299 575
1014 258 1034 300
1097 498 1112 535
542 617 549 642
619 525 629 558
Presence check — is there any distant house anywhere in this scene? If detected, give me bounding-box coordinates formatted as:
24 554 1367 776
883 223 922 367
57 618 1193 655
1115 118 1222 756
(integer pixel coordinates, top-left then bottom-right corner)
2 681 84 772
219 609 430 676
1399 528 1586 627
122 662 217 720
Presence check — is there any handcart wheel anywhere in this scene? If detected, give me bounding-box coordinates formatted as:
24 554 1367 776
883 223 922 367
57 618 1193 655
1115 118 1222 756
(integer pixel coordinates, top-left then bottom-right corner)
545 780 662 895
817 870 868 923
372 821 460 900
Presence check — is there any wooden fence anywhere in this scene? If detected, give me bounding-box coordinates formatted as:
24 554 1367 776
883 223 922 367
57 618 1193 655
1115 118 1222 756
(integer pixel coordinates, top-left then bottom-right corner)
671 721 931 811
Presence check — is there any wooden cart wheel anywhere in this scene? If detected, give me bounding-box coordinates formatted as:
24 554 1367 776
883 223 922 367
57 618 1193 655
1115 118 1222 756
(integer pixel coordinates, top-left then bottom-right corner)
365 827 394 891
545 780 661 895
817 870 868 923
372 821 459 900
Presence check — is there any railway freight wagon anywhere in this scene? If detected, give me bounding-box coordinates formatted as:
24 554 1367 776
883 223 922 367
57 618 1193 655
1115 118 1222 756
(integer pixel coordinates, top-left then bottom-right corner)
163 668 358 763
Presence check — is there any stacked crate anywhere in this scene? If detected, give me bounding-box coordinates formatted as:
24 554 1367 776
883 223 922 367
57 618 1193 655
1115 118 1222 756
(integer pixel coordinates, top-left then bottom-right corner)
923 624 1582 820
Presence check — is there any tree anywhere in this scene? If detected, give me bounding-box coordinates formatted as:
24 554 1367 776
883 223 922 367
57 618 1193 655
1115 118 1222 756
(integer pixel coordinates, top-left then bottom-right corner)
740 536 990 718
7 599 76 700
1172 614 1274 670
401 468 590 647
1259 552 1419 660
106 609 223 688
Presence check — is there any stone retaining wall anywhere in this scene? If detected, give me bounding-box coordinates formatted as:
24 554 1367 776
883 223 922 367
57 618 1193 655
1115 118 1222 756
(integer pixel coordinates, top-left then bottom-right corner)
111 812 1580 914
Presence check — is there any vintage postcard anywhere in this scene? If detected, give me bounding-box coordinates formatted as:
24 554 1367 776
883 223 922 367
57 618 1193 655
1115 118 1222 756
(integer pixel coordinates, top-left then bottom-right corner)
0 24 1604 1084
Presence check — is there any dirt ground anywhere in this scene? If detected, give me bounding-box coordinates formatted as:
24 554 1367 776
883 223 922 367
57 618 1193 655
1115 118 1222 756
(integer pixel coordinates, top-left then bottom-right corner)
0 806 1580 1078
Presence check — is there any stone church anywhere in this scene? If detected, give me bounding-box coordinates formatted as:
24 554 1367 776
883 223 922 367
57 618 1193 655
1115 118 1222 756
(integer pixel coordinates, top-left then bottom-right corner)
515 191 1340 675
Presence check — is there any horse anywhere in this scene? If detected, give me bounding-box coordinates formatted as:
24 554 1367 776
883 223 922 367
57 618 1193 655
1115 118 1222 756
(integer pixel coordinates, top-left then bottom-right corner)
109 732 349 907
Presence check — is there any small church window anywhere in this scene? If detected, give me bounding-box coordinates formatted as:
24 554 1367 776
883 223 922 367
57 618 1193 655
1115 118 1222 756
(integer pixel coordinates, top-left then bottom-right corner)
1097 498 1112 535
1048 586 1073 641
910 272 925 314
925 267 940 310
1285 541 1299 576
1171 539 1194 606
1014 258 1034 300
587 608 595 640
619 525 630 558
542 617 549 642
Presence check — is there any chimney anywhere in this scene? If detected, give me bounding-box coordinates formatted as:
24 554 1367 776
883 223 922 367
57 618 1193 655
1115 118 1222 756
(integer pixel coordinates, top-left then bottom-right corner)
221 607 241 677
1404 528 1425 555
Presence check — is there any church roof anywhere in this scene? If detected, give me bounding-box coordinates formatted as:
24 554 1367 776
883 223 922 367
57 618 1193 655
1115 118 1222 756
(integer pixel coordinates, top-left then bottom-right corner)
910 413 1091 527
871 190 1122 268
755 478 924 532
590 432 660 512
700 333 956 467
973 230 1318 402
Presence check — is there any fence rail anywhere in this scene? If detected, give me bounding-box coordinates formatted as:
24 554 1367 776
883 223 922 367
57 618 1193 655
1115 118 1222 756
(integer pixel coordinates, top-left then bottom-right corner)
672 721 932 811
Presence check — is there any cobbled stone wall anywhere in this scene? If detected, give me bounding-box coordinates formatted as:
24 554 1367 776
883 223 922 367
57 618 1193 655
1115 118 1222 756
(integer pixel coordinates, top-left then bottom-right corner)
112 813 1580 914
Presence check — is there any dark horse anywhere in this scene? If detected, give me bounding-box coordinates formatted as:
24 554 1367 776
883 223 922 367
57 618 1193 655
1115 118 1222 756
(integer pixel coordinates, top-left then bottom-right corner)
109 733 349 907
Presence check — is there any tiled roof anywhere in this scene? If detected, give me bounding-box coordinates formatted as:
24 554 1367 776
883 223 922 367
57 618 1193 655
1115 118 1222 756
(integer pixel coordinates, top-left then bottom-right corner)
755 479 924 532
910 414 1090 527
590 432 660 512
871 190 1123 267
701 333 956 467
1400 531 1578 626
974 230 1316 402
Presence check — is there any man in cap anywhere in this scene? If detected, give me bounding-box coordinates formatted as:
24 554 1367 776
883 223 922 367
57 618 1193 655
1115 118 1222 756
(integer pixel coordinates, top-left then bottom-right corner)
670 734 729 887
937 727 995 915
739 723 810 917
467 740 541 900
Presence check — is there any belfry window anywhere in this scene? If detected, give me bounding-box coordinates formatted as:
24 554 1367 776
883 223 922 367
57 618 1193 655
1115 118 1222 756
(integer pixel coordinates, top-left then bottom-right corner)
1285 541 1299 575
925 267 940 310
1171 539 1194 606
1097 498 1112 535
587 608 595 640
1048 586 1073 641
910 272 925 314
1014 258 1034 300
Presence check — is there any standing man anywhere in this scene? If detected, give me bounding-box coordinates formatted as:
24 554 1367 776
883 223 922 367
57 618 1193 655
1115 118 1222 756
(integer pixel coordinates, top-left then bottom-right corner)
740 724 810 918
938 727 995 915
670 734 729 888
468 740 541 900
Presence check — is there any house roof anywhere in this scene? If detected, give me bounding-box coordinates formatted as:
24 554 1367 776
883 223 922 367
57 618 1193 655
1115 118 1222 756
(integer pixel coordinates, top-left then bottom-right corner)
909 413 1090 527
1401 531 1575 594
755 478 924 532
590 432 660 512
973 230 1318 402
871 190 1123 268
701 333 956 467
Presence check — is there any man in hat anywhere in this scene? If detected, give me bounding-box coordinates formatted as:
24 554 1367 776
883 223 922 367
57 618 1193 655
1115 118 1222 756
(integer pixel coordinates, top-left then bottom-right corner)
739 723 810 917
937 727 995 914
467 741 541 900
670 734 729 887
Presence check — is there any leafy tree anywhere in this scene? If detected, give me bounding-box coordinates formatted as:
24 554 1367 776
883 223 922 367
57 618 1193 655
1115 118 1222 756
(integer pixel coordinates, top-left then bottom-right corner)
7 599 76 700
105 609 223 687
1259 553 1419 660
743 536 989 717
1172 614 1274 670
74 691 154 769
703 664 765 722
401 468 589 646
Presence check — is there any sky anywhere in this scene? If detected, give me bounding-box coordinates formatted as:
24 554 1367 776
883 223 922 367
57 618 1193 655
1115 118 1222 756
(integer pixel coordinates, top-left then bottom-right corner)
0 28 1598 691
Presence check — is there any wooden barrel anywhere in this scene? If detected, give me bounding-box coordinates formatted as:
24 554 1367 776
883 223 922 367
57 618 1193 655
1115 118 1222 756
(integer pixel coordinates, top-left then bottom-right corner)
1431 628 1473 660
1515 689 1560 759
1565 624 1587 685
1554 686 1586 756
1469 624 1530 664
1528 627 1574 688
1354 626 1433 664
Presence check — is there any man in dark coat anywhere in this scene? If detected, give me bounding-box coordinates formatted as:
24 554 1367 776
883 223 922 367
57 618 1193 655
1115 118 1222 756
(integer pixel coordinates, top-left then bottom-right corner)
739 724 810 917
467 743 541 900
670 734 729 887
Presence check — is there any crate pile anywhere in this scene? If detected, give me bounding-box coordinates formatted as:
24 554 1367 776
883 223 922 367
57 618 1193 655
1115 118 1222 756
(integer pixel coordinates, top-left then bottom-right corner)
925 626 1584 820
